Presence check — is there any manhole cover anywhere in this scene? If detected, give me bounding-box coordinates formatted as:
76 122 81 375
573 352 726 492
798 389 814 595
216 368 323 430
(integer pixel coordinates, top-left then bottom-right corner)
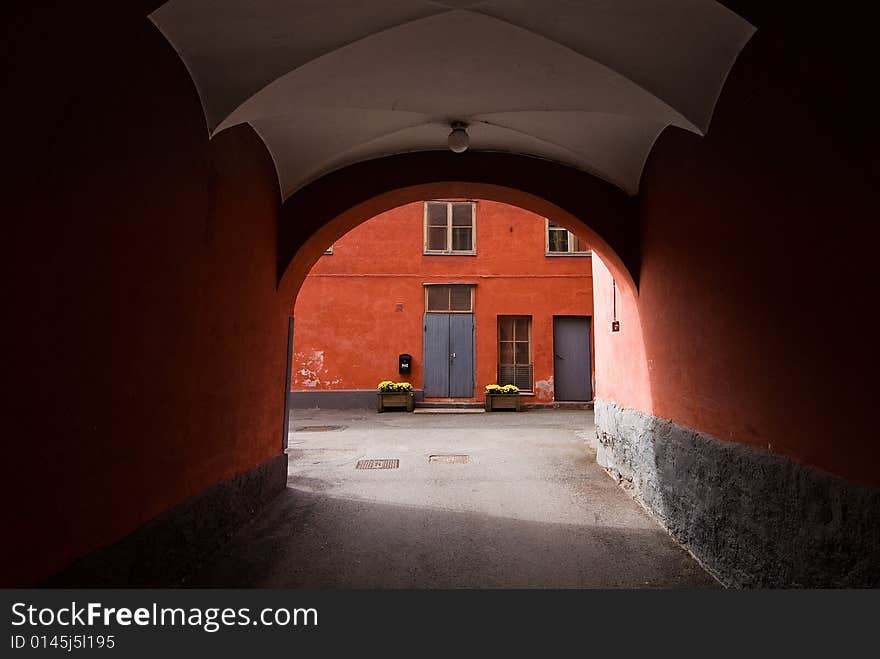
356 459 399 470
295 425 346 432
429 454 470 464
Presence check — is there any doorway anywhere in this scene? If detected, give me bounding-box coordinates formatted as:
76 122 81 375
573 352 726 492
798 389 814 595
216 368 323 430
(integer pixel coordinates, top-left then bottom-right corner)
553 316 592 401
423 313 475 398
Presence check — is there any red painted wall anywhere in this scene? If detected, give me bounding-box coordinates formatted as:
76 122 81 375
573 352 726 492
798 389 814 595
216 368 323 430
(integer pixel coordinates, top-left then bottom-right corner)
6 3 877 590
3 10 287 585
594 8 880 486
292 201 593 402
593 256 652 413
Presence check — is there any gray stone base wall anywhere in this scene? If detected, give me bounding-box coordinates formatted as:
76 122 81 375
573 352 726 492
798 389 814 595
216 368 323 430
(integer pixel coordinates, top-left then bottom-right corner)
595 399 880 588
43 454 288 587
290 389 424 409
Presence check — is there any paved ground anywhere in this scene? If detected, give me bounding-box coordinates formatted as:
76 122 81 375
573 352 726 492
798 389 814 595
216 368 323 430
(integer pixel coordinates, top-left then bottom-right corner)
189 409 718 588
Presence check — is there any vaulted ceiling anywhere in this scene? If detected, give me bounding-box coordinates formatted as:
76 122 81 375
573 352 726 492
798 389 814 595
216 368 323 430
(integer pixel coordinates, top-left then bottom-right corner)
150 1 754 198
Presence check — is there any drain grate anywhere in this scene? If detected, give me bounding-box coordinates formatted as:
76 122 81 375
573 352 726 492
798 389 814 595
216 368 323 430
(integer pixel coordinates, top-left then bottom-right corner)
429 454 470 464
295 425 346 432
356 459 399 470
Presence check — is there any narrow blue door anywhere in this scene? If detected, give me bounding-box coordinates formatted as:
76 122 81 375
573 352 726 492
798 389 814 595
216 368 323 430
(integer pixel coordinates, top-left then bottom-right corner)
449 313 475 398
553 316 592 401
424 313 474 398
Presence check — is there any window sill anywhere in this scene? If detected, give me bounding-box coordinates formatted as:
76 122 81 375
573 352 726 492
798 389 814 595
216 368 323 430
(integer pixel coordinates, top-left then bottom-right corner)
545 252 592 257
424 251 477 256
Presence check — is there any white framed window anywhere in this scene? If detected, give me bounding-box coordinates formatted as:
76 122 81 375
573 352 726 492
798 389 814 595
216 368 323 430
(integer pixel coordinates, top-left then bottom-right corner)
546 220 590 256
323 245 334 255
424 284 474 313
498 316 533 391
424 201 476 255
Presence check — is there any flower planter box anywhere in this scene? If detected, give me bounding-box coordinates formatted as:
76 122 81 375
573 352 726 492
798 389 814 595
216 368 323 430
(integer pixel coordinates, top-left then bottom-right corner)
485 393 522 412
377 392 414 413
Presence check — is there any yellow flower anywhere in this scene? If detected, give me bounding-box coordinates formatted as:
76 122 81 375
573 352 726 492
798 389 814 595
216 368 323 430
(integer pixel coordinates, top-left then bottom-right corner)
378 380 413 392
485 383 519 393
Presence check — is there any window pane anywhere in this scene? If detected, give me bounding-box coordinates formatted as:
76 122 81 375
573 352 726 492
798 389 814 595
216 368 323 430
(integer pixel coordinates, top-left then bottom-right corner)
499 342 515 364
499 318 513 340
515 342 530 365
514 317 529 340
547 221 564 229
427 226 447 251
548 230 568 252
450 286 472 311
451 227 472 251
451 203 472 226
426 286 449 311
427 202 448 226
571 233 588 252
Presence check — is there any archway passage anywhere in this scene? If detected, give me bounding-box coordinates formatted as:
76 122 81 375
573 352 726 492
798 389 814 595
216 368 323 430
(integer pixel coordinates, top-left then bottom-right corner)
5 2 879 589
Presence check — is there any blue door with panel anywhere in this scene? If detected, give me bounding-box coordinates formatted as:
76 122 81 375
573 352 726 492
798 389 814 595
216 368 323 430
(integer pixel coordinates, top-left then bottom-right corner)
423 313 474 398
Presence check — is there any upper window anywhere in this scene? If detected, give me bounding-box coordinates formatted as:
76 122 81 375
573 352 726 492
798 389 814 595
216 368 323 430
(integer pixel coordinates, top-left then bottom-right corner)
425 284 474 313
424 201 476 254
546 220 590 256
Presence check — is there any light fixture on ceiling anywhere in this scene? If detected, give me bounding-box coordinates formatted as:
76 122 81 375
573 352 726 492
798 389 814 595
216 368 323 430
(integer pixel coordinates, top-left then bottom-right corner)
447 122 469 153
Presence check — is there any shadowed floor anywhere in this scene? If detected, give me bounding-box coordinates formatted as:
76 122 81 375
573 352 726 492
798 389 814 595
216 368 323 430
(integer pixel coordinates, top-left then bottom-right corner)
188 409 718 588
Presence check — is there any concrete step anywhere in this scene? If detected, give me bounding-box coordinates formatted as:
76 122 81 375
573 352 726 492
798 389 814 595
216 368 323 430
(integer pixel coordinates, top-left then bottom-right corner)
413 408 486 414
416 401 483 409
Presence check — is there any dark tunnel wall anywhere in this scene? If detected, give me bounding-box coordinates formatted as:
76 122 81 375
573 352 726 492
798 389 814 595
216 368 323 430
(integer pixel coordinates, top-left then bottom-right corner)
2 7 288 586
592 2 879 585
631 2 878 485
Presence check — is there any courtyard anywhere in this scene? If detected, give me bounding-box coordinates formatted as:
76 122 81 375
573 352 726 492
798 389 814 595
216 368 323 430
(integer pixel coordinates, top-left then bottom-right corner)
189 409 717 588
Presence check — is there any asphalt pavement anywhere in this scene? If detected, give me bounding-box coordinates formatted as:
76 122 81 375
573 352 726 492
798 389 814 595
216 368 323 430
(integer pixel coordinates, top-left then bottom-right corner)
188 408 718 588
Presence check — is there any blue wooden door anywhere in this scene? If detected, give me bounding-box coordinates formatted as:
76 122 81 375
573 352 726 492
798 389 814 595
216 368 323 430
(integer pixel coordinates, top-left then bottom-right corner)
449 313 475 398
423 313 474 398
553 316 592 401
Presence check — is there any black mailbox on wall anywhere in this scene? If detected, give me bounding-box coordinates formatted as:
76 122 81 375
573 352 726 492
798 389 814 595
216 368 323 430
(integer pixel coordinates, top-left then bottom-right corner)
398 353 413 375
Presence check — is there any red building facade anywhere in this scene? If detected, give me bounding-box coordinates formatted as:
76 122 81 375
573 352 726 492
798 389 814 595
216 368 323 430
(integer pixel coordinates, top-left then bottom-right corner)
291 200 594 406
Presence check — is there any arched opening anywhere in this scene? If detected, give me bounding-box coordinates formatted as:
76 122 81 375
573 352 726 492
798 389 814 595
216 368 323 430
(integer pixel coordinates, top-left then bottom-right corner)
277 163 653 425
287 197 615 405
184 194 697 588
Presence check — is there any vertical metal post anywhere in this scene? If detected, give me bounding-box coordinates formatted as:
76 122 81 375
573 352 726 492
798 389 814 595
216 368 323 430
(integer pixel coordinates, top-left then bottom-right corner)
282 315 294 450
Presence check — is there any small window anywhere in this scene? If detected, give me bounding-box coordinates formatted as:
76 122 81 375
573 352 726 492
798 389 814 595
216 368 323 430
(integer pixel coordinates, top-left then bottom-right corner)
323 244 334 255
546 220 590 255
425 284 474 313
498 316 533 391
424 201 476 254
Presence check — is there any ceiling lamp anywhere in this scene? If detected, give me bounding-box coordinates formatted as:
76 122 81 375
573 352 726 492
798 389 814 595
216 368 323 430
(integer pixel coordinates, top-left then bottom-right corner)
447 122 469 153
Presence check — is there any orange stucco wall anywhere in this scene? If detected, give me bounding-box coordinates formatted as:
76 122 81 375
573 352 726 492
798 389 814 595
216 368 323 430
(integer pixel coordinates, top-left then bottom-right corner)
593 256 652 413
292 201 593 402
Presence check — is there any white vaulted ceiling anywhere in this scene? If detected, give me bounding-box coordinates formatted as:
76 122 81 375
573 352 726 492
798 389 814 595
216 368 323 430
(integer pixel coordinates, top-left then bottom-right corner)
150 1 754 198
